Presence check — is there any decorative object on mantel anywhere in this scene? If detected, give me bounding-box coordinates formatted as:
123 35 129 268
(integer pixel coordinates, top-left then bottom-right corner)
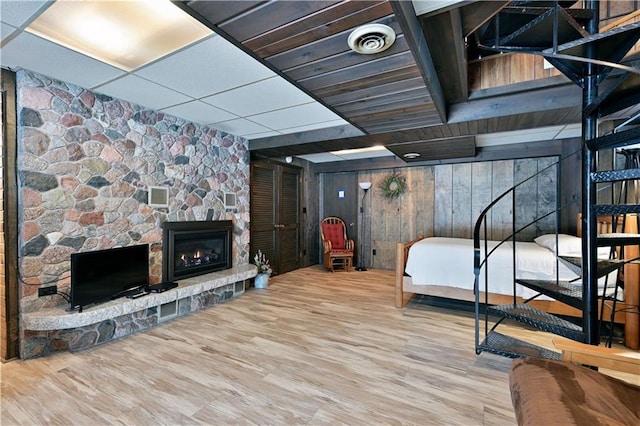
253 250 272 289
379 172 406 198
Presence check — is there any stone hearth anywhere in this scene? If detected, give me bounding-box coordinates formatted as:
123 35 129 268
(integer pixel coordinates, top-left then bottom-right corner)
21 265 257 359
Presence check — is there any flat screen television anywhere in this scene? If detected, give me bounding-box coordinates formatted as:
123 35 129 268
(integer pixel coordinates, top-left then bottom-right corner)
70 244 149 311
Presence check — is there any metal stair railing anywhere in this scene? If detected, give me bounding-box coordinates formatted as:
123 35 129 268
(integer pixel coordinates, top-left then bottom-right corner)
473 152 578 355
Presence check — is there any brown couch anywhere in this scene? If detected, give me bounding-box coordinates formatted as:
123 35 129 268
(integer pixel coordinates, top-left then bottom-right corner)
509 339 640 426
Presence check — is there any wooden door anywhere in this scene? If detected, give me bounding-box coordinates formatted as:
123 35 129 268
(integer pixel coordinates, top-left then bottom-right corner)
278 167 300 274
250 160 302 275
251 162 277 272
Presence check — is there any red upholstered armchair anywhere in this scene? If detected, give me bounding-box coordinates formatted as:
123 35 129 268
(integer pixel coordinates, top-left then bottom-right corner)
320 216 354 272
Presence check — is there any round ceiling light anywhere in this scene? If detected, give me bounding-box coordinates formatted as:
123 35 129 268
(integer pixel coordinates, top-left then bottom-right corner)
347 23 396 55
403 152 421 159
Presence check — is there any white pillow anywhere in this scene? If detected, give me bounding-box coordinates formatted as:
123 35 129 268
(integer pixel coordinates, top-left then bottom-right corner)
534 234 582 257
534 234 611 259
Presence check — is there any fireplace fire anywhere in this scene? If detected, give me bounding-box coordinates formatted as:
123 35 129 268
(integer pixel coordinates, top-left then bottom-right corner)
162 221 233 282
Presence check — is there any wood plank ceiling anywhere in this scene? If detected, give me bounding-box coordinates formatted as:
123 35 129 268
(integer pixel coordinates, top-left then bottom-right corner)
181 1 640 163
184 1 442 134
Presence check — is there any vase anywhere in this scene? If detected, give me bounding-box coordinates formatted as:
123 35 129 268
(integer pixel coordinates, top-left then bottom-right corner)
255 273 270 289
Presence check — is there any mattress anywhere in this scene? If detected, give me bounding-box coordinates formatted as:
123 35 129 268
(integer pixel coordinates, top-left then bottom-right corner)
404 237 617 300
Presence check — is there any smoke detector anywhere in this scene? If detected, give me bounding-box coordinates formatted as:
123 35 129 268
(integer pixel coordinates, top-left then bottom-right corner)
347 23 396 54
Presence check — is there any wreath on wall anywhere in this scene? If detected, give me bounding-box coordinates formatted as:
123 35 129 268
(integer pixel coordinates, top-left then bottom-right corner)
379 172 406 198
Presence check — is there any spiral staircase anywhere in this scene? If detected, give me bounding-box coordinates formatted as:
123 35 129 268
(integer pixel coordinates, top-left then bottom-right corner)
472 1 640 358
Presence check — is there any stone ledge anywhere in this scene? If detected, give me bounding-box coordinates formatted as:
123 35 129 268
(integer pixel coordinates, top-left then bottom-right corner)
23 264 257 331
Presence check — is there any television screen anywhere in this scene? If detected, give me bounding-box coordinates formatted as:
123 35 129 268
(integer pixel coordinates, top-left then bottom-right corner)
70 244 149 310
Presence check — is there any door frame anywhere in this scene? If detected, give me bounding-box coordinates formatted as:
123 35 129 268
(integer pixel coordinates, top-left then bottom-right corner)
1 69 19 361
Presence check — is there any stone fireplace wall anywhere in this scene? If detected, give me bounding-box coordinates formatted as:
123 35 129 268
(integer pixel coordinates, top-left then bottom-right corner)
16 70 251 321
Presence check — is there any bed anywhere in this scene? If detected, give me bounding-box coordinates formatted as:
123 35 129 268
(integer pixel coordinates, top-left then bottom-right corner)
394 217 640 349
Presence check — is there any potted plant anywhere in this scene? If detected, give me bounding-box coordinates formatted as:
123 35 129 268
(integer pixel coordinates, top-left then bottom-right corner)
253 250 272 289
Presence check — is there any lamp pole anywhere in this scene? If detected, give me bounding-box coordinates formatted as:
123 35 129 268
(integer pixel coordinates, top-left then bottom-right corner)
356 182 372 271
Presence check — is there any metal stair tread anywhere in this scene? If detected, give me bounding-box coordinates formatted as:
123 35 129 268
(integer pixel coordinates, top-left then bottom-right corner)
558 256 624 278
542 21 640 55
498 7 588 50
594 204 640 215
489 303 584 341
586 124 640 151
480 3 589 49
542 22 640 85
515 278 582 309
597 233 640 246
478 331 563 360
591 168 640 183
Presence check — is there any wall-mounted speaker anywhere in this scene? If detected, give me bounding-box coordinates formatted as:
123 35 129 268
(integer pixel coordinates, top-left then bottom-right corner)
148 186 169 207
224 192 236 209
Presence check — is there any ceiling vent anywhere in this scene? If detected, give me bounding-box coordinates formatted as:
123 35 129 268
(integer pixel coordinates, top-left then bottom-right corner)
347 24 396 55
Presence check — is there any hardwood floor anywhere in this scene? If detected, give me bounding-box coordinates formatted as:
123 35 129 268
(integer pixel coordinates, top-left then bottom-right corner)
2 266 631 425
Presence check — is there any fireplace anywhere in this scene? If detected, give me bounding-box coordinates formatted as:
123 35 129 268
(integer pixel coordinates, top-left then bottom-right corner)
162 221 233 282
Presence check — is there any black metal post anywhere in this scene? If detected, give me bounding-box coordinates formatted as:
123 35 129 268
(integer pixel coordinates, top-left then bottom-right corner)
582 0 600 346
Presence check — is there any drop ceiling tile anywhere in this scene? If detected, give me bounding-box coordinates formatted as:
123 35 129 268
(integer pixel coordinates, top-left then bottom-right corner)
412 0 466 16
297 153 343 163
202 77 314 116
335 148 394 161
135 36 275 98
161 100 238 126
249 103 344 131
0 0 49 27
0 32 125 89
95 75 192 111
209 118 273 136
1 22 16 42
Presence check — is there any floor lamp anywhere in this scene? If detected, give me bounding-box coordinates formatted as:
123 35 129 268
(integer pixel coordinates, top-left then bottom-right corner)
356 181 372 271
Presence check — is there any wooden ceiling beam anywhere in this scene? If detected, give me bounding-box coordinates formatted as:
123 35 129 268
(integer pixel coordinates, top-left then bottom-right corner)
390 0 447 123
311 139 568 173
249 102 583 159
249 125 365 152
421 9 469 104
460 1 510 38
448 83 582 123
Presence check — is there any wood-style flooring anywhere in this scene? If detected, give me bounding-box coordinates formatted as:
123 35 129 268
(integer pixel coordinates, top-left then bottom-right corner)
1 266 633 425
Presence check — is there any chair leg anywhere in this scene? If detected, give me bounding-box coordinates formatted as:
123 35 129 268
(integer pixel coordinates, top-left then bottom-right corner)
323 254 334 272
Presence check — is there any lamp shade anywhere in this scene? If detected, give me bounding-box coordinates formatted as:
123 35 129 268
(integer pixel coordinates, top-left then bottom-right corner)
359 182 372 190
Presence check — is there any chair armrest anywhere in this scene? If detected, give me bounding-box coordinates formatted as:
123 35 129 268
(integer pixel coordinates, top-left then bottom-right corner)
323 240 332 252
553 338 640 374
346 239 354 251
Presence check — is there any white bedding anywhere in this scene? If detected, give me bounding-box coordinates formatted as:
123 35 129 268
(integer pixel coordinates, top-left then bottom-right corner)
404 237 617 300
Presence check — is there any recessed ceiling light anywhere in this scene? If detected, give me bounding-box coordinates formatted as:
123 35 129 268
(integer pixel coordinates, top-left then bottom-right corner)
403 152 421 159
26 0 213 71
329 146 387 155
347 24 396 55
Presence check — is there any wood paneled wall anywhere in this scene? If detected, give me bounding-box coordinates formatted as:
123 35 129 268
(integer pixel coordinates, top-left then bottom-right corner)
468 54 560 92
353 157 559 271
600 1 640 30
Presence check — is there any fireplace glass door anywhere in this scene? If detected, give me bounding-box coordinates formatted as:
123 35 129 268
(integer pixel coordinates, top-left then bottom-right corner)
173 231 228 279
